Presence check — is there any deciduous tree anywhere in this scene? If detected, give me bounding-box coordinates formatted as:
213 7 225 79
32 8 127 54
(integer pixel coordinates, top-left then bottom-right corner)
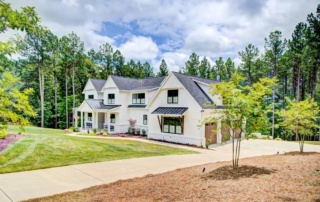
279 97 319 152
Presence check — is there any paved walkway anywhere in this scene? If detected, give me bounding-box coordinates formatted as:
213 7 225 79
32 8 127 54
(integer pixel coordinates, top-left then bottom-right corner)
0 139 319 201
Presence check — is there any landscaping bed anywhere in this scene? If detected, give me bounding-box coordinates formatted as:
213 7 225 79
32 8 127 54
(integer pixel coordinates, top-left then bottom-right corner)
0 134 25 152
27 152 320 202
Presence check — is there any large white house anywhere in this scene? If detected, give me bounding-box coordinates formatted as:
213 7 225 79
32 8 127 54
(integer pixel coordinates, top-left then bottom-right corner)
77 72 224 147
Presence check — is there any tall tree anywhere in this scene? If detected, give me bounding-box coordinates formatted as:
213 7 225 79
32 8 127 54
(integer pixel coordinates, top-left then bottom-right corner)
214 57 226 81
289 23 307 101
17 26 52 128
306 4 320 99
97 43 113 79
143 61 154 77
158 59 169 76
113 50 125 76
184 52 199 76
65 32 84 127
199 57 210 78
238 44 259 86
224 58 236 81
265 30 287 138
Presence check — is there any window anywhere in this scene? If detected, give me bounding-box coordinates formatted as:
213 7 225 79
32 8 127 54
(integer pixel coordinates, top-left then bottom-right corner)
110 114 115 123
132 93 145 104
88 113 92 121
108 94 115 104
143 115 147 125
163 117 182 134
167 90 178 104
88 95 94 99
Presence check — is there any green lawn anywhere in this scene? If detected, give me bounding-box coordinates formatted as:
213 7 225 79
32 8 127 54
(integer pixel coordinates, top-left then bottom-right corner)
0 126 196 174
304 141 320 145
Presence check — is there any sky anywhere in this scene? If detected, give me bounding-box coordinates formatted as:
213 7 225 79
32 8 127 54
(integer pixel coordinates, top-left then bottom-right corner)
3 0 319 73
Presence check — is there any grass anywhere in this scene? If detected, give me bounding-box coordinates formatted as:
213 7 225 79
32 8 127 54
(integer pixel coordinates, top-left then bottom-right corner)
0 126 196 174
304 141 320 145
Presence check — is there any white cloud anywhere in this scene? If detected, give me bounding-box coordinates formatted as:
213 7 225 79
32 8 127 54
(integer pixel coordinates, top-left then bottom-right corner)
3 0 319 71
117 36 159 61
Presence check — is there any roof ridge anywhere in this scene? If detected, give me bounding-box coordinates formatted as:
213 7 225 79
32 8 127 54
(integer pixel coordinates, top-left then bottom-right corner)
172 72 218 82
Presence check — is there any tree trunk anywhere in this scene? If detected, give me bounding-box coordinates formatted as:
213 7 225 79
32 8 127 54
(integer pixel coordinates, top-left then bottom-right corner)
311 65 318 99
72 62 75 127
38 61 44 128
292 65 297 99
283 75 287 109
297 66 301 101
65 67 69 129
54 71 58 129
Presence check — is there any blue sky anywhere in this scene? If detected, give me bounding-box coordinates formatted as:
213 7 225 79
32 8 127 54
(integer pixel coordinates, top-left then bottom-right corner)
3 0 319 73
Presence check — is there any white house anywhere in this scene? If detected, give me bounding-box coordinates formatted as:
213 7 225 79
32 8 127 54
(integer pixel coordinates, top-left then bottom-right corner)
77 72 225 147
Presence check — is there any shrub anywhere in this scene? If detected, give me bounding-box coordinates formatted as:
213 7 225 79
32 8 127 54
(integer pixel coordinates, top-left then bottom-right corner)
142 129 147 136
93 128 97 133
274 137 283 141
136 128 141 135
247 134 258 139
0 129 8 139
127 127 132 134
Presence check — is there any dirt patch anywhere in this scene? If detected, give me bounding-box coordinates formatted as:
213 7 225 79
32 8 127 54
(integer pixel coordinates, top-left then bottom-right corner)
0 134 25 152
26 153 320 202
202 165 276 180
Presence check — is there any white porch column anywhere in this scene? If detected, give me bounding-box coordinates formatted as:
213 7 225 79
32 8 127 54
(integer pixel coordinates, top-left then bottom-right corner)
80 111 83 129
94 112 99 129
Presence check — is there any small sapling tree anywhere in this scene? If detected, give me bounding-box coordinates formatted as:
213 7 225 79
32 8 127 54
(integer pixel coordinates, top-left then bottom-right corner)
279 97 319 152
205 73 276 169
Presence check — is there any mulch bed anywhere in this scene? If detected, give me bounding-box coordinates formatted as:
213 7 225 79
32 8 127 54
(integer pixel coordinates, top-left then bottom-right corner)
0 134 25 152
26 152 320 202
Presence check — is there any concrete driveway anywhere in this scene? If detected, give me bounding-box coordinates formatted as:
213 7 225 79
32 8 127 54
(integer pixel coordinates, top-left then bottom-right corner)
0 139 319 201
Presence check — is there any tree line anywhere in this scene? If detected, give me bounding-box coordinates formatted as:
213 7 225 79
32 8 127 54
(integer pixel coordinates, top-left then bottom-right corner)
0 1 319 139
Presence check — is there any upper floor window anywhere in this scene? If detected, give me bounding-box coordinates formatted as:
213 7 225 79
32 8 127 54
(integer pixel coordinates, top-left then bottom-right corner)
132 93 145 104
108 94 115 104
88 95 94 99
167 90 178 104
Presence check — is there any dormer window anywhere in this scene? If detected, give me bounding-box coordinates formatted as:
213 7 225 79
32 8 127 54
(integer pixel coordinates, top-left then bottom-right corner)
167 90 178 104
132 93 145 104
88 95 94 99
108 94 115 104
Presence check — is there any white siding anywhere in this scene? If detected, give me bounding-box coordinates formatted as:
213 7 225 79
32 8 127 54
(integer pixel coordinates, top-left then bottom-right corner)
83 80 99 99
103 78 120 105
148 74 205 147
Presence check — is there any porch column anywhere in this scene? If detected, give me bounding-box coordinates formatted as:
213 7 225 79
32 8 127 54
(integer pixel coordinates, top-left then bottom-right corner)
80 111 83 129
95 112 98 129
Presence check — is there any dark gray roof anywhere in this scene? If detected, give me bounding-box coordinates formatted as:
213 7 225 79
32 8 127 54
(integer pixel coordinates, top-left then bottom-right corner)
151 107 188 115
172 72 219 109
85 99 121 110
110 76 166 90
90 79 106 91
128 105 147 108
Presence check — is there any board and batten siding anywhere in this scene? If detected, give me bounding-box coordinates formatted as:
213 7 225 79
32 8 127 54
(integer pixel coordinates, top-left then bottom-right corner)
148 74 205 147
83 80 99 99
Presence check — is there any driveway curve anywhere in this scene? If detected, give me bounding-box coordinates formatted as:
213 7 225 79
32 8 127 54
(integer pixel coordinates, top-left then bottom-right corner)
0 139 319 202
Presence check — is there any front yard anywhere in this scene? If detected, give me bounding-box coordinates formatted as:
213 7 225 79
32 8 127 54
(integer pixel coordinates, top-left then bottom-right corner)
0 126 196 173
27 153 320 202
